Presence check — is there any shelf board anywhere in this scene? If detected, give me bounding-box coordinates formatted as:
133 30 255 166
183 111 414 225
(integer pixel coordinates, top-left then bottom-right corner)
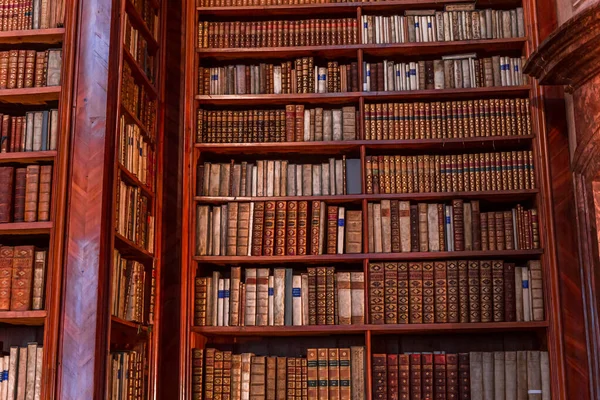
0 221 53 235
114 232 155 264
0 310 47 326
125 0 159 51
120 104 155 145
0 86 61 104
194 249 542 264
195 140 360 154
0 28 64 45
0 150 57 163
196 87 530 105
110 316 150 349
196 38 526 61
123 48 158 99
192 321 548 337
195 194 365 204
196 0 521 17
118 163 155 199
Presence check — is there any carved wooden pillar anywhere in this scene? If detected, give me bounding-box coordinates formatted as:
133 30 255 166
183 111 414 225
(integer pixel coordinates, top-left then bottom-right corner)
525 3 600 398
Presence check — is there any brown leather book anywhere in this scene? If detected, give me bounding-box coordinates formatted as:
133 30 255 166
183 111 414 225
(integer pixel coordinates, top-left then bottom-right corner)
194 277 208 326
191 349 203 400
276 357 287 400
36 165 52 222
468 260 481 323
410 205 419 252
495 212 505 251
410 354 422 400
458 353 471 400
316 267 327 325
409 262 423 324
447 260 460 323
285 105 296 142
471 200 481 251
504 211 514 250
204 348 215 400
338 348 351 399
422 353 434 399
372 354 387 400
503 263 517 322
480 260 493 323
0 167 14 223
274 201 287 256
307 350 318 399
223 351 232 400
236 203 251 256
389 200 401 253
308 268 317 325
345 210 362 254
16 50 26 89
24 50 35 89
7 50 18 89
328 348 340 400
325 266 335 325
326 205 338 255
297 201 308 255
369 263 385 324
480 212 488 251
24 165 40 222
384 263 398 324
295 105 305 142
262 201 276 256
266 357 276 400
31 251 46 310
434 261 448 323
487 211 496 251
11 245 35 311
422 261 435 323
438 204 446 251
286 200 297 256
417 203 428 252
387 354 398 400
529 260 544 322
317 350 328 400
0 246 14 310
250 356 266 400
433 354 446 400
310 200 321 255
492 260 505 322
398 354 410 400
452 199 464 251
213 350 223 400
397 262 409 324
446 353 459 400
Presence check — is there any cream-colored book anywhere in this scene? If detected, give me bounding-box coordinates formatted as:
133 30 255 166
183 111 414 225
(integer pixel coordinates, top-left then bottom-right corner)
399 201 411 252
504 351 517 400
313 165 322 196
211 206 221 256
427 203 439 251
380 200 392 253
482 352 494 400
335 159 344 195
280 161 288 196
296 165 303 196
251 165 258 196
256 268 269 326
223 279 230 327
241 353 253 400
7 347 18 400
373 203 383 253
368 203 375 252
273 269 286 326
287 164 296 196
217 278 225 326
245 269 257 326
494 352 505 400
301 273 309 325
332 109 342 141
350 272 365 324
257 160 264 197
302 164 313 196
540 352 550 400
329 158 336 194
304 110 311 141
470 351 483 400
337 207 346 254
321 163 330 196
323 109 333 141
292 275 303 326
337 272 352 325
273 161 281 197
266 160 275 196
268 275 274 326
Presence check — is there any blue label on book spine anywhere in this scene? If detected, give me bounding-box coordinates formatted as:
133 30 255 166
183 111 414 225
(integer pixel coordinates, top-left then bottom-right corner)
218 290 225 298
522 281 529 289
268 288 274 296
338 219 345 227
292 288 301 297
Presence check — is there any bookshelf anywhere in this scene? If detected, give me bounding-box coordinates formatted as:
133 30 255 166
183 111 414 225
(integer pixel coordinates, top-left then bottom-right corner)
103 0 165 397
182 0 563 398
0 3 77 400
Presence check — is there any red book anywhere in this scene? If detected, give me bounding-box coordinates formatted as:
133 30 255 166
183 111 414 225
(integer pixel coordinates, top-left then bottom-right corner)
10 245 35 311
0 167 14 223
458 353 470 400
503 263 516 322
387 354 399 400
422 353 434 400
399 354 410 400
446 354 459 400
326 205 338 255
434 354 447 400
372 354 387 400
409 354 422 400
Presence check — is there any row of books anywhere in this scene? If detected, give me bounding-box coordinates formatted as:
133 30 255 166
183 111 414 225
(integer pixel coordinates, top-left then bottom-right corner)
130 0 158 40
111 250 146 324
362 55 527 92
364 151 536 194
364 98 532 140
366 200 539 253
108 349 146 400
0 246 46 311
191 347 366 400
118 116 155 190
0 344 44 400
195 267 365 327
197 18 359 48
124 15 156 84
0 165 52 223
196 105 358 143
361 7 525 44
195 202 362 256
0 0 64 31
115 177 155 252
368 260 544 325
197 59 359 95
196 157 361 197
0 49 61 89
372 351 549 399
121 63 157 138
0 110 59 153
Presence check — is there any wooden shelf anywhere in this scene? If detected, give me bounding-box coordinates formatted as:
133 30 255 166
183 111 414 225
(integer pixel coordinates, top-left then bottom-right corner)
194 249 542 264
0 221 53 235
123 47 158 99
192 321 548 337
195 194 365 204
114 232 155 264
0 151 57 163
0 28 64 45
196 87 530 105
110 316 150 349
195 140 360 154
0 86 61 104
125 0 159 51
118 163 155 199
0 310 47 326
121 104 155 145
197 44 362 60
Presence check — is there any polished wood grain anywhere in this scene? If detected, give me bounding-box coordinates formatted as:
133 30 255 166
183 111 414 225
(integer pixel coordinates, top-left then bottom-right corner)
0 310 47 325
0 28 64 44
0 150 57 163
0 86 61 104
0 221 52 235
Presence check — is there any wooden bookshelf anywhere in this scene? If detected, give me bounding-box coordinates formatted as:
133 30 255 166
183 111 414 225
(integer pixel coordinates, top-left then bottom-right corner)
103 0 165 397
181 0 563 398
0 10 78 400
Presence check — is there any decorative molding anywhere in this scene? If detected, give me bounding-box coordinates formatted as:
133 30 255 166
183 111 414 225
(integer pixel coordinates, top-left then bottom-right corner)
524 2 600 92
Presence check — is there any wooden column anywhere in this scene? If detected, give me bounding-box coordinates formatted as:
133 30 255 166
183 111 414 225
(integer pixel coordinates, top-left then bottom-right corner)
57 0 119 398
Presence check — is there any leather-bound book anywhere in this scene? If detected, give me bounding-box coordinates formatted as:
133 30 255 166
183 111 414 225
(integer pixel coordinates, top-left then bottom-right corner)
491 260 504 322
308 268 317 325
463 202 472 250
273 268 285 326
372 354 387 400
427 203 439 251
327 206 338 255
214 350 224 400
482 352 494 400
418 203 428 252
191 349 203 400
447 354 459 400
0 246 14 310
286 201 297 256
285 268 293 326
434 261 448 323
434 354 447 400
381 200 392 252
471 201 481 250
390 200 401 252
204 348 215 400
397 262 409 324
339 349 351 399
226 202 239 256
540 352 550 400
504 352 517 400
410 354 422 400
326 267 335 325
274 201 286 256
480 212 488 251
528 260 544 321
458 260 469 323
410 205 419 252
504 211 514 250
46 50 62 86
487 212 496 251
479 260 493 323
438 203 446 251
237 203 251 256
276 357 287 400
295 105 305 142
16 50 26 89
297 201 308 255
24 165 40 222
263 201 276 256
337 272 351 325
328 349 340 400
516 351 528 400
350 271 365 324
369 263 385 324
446 260 459 323
310 201 321 255
526 352 542 400
7 50 18 89
223 351 233 400
0 167 14 223
351 347 366 400
494 352 505 400
494 212 505 251
468 260 481 323
285 105 296 142
232 354 242 400
452 199 464 251
409 262 423 323
422 353 434 399
244 268 257 326
384 263 398 324
307 350 319 400
17 346 27 400
458 353 470 400
317 350 329 400
398 354 410 400
250 356 266 400
11 245 35 311
256 268 269 326
194 277 208 325
387 354 399 400
345 210 362 254
31 251 46 310
266 357 276 400
422 261 435 323
316 267 327 325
